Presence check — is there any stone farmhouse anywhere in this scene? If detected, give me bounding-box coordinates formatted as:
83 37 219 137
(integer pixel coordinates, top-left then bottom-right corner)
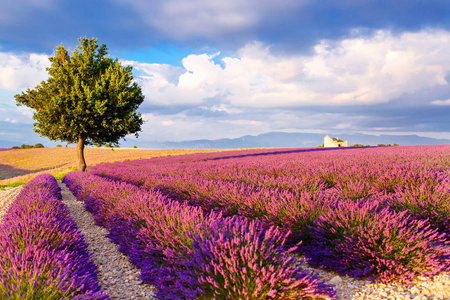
324 135 348 147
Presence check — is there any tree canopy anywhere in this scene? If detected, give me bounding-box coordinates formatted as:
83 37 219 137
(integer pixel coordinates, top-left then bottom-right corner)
15 37 144 171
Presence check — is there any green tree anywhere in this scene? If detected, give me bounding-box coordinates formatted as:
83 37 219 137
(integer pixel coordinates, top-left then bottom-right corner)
15 37 144 171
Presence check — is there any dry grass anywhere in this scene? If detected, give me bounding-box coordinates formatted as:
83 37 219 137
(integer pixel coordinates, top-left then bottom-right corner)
0 147 222 187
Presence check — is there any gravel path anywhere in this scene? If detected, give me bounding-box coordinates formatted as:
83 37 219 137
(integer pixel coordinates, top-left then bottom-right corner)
297 256 450 300
1 184 449 299
58 183 157 300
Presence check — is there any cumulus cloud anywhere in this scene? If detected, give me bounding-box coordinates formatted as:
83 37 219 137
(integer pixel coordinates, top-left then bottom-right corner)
140 112 273 141
125 53 230 106
129 29 450 109
3 28 450 143
123 60 185 84
0 52 50 90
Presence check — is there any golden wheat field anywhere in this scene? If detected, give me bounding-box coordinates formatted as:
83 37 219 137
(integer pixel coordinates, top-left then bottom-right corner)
0 147 222 187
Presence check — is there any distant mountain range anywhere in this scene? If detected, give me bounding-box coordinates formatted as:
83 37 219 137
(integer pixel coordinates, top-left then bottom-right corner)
1 131 449 149
142 131 450 149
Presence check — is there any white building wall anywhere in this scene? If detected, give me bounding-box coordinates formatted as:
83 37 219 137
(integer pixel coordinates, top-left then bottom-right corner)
324 135 348 147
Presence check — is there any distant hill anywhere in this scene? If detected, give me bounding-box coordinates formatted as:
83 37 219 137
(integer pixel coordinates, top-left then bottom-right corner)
144 132 450 149
3 131 449 150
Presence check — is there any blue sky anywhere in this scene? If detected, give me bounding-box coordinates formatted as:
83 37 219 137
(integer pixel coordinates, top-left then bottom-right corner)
1 0 450 147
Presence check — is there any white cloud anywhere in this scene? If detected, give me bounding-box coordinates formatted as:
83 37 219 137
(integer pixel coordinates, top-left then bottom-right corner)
4 117 19 123
140 112 273 141
220 119 263 126
303 30 450 105
0 52 50 90
122 60 184 84
431 99 450 105
134 109 355 142
361 131 450 140
333 123 354 130
130 29 450 109
4 29 450 143
129 52 245 106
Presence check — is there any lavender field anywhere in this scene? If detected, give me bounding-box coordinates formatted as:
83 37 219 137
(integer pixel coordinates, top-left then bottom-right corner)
0 174 108 299
3 145 448 299
57 145 450 299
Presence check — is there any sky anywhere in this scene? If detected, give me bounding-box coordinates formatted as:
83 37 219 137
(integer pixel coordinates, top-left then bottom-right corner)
1 0 450 147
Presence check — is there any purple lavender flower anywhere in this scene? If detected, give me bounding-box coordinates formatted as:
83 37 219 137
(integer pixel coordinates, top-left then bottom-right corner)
306 199 450 283
0 174 108 299
170 216 336 299
63 171 336 299
87 145 450 284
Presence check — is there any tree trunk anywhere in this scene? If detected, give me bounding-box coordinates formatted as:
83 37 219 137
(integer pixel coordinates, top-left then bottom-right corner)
77 136 87 172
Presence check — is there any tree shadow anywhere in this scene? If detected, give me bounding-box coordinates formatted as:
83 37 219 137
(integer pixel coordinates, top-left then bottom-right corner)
0 164 68 180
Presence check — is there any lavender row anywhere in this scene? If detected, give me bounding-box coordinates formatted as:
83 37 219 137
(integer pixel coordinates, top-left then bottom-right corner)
91 169 325 242
0 174 108 300
89 145 450 282
93 169 450 283
91 146 450 197
90 146 450 233
63 171 336 299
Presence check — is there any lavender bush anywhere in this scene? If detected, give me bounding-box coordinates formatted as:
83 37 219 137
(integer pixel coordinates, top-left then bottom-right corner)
170 216 335 300
91 169 329 245
387 181 450 234
0 174 108 299
306 199 450 283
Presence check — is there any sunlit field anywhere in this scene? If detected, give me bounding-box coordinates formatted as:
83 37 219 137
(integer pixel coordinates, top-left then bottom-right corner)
0 147 224 187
